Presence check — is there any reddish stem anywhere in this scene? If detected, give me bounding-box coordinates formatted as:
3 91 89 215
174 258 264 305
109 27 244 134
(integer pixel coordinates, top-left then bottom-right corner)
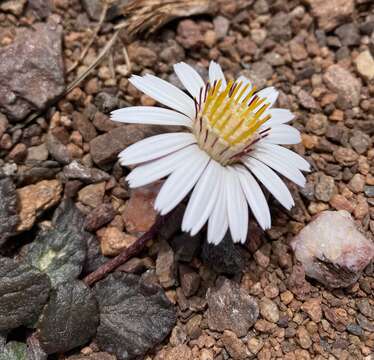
83 215 166 286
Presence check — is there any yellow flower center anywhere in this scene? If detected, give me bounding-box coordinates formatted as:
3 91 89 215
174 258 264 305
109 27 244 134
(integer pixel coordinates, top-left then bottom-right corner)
192 80 272 165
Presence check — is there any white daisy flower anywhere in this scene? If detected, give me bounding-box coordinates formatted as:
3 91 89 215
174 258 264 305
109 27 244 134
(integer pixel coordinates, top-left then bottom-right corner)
111 61 310 245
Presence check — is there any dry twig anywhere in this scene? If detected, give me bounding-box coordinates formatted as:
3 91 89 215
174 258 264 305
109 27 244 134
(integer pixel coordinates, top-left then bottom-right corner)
115 0 215 38
67 2 109 74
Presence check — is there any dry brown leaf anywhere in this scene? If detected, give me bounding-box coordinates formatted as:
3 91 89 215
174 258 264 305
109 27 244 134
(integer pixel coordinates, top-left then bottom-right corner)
118 0 216 38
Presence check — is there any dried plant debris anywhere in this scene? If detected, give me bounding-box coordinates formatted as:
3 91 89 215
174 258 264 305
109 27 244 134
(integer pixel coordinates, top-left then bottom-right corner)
0 257 51 331
0 177 18 247
0 341 27 360
94 273 176 360
121 0 215 37
23 200 89 287
37 280 99 355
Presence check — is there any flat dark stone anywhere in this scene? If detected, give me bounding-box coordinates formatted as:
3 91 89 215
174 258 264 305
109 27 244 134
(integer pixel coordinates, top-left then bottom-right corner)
94 273 176 360
24 200 89 287
0 177 18 247
37 280 99 354
201 233 247 275
0 257 51 331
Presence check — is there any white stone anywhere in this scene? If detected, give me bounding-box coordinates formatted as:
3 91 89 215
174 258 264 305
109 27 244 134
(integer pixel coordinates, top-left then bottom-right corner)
291 210 374 288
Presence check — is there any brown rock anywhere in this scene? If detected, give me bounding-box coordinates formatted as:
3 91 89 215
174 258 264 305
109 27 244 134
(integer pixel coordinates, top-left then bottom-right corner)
78 182 106 208
85 203 116 232
355 50 374 81
259 297 279 323
17 179 62 232
176 19 203 49
348 174 365 193
314 173 336 202
297 326 312 349
329 194 354 212
333 147 359 165
306 0 354 31
0 21 65 121
179 264 200 297
8 143 27 163
286 265 311 300
306 114 328 136
323 65 361 109
222 330 249 360
207 278 259 337
122 183 160 234
98 226 137 256
163 344 192 360
301 298 322 322
156 240 175 288
247 337 264 355
72 112 97 142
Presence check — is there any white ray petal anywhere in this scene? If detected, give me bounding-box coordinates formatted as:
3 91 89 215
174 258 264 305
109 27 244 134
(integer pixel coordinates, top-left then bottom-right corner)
182 159 222 236
254 143 310 172
234 165 271 230
256 86 279 107
207 168 229 245
155 147 210 215
111 106 192 128
126 145 197 188
129 75 195 118
262 109 294 127
174 62 205 99
250 151 306 187
236 75 253 102
243 157 295 210
262 124 301 145
226 166 249 243
209 61 227 90
118 132 196 166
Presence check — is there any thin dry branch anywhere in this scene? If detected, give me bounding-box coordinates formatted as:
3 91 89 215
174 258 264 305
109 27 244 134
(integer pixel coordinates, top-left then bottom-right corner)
115 0 215 38
67 1 109 74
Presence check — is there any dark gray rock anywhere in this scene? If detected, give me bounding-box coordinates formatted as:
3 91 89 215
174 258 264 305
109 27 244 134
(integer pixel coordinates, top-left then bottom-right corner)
335 23 360 46
24 200 89 287
94 273 176 360
364 186 374 197
0 21 65 121
0 257 50 331
0 177 18 246
46 133 71 165
16 161 60 186
63 160 110 184
171 233 201 263
94 92 119 113
206 277 259 337
27 0 52 19
81 0 129 21
201 234 247 275
37 280 99 354
82 235 109 275
90 125 151 168
0 342 27 360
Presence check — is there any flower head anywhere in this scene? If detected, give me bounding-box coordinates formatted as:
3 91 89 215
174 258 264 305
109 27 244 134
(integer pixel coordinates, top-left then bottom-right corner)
111 61 310 245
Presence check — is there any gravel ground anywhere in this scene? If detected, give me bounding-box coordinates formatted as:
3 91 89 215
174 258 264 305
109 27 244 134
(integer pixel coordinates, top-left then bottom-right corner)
0 0 373 359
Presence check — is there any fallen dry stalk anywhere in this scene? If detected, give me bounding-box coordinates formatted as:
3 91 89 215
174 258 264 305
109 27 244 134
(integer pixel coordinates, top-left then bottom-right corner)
67 1 109 74
83 215 167 286
115 0 215 37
